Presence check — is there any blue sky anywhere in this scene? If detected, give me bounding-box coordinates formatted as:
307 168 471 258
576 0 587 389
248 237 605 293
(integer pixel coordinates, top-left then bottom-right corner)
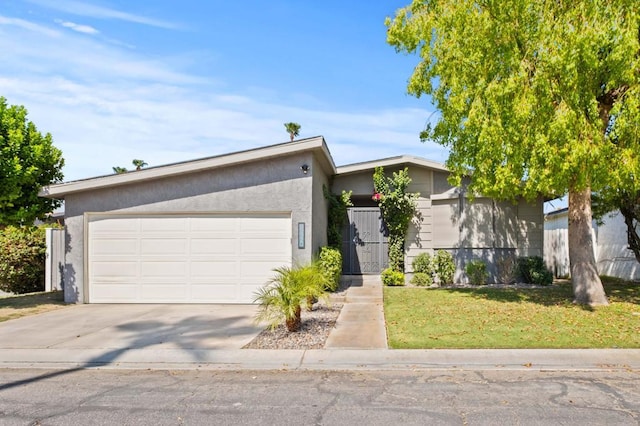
1 0 447 181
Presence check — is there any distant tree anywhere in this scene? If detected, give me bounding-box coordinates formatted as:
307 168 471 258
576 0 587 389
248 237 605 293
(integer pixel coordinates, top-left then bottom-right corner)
0 97 64 226
132 159 148 170
386 1 640 305
284 122 301 141
112 166 128 174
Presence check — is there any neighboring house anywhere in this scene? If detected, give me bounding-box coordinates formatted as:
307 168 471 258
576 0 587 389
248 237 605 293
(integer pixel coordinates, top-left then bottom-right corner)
544 208 640 281
40 136 545 304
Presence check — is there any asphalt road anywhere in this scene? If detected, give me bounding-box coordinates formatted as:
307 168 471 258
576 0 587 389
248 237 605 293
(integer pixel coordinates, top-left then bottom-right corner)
1 368 638 425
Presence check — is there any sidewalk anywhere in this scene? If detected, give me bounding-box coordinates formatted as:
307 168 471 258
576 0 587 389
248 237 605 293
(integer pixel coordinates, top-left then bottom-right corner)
0 276 639 372
325 275 387 349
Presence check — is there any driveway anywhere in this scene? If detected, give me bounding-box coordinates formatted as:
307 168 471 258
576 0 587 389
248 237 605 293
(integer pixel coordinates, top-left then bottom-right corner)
0 304 264 352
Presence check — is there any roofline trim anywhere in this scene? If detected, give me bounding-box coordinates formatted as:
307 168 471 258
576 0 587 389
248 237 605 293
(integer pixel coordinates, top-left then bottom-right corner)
40 136 335 198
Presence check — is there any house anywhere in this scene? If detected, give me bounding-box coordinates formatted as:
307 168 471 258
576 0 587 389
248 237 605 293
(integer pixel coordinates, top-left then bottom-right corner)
40 136 544 304
544 208 640 281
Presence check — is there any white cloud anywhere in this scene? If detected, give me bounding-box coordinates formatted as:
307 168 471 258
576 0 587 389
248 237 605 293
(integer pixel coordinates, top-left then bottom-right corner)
55 19 99 35
0 12 446 182
0 15 60 37
27 0 181 29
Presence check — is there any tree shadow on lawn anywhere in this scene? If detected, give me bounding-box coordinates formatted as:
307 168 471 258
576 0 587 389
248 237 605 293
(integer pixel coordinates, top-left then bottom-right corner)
0 291 64 309
437 279 639 309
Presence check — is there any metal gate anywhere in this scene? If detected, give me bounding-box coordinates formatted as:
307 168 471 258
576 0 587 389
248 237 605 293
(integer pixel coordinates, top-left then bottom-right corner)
342 207 388 274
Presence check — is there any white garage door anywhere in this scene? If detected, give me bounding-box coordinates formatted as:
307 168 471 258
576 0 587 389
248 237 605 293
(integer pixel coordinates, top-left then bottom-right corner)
87 213 292 303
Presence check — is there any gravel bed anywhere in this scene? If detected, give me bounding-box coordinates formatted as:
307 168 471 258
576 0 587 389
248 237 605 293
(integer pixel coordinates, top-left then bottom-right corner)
243 302 343 349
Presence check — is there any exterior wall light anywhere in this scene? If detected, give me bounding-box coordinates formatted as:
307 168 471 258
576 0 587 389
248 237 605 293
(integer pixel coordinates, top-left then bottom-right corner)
300 164 309 174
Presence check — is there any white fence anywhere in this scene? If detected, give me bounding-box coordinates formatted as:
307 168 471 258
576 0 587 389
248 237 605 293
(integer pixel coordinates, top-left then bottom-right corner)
45 228 65 291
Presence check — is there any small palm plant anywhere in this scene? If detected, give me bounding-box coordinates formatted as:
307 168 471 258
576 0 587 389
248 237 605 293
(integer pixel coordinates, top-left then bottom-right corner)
132 159 148 170
112 166 127 174
284 122 301 141
253 263 328 332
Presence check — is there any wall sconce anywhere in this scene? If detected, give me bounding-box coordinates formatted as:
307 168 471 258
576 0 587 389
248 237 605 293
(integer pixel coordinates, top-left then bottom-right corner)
300 164 309 174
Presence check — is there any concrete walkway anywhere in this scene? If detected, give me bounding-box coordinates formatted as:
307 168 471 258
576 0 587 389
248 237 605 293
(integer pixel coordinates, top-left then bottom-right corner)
325 275 387 349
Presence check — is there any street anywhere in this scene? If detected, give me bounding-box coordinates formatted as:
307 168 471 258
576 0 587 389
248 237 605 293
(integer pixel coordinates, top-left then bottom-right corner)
1 368 638 425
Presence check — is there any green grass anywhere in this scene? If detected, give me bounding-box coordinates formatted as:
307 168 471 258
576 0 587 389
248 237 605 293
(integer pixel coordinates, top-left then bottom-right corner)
384 278 640 348
0 291 67 323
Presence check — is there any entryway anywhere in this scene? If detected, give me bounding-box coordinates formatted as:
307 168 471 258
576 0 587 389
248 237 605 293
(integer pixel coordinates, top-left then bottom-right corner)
342 207 388 274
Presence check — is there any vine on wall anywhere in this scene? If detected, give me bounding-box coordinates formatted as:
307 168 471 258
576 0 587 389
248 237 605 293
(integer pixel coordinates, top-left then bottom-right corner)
372 167 419 271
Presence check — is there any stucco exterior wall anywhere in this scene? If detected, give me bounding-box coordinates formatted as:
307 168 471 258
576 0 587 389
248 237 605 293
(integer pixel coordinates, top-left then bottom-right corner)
63 152 318 303
311 156 330 255
427 195 545 283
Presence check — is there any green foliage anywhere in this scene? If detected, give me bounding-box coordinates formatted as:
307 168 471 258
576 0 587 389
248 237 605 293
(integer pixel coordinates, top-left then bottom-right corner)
433 250 455 285
132 159 148 170
372 166 419 271
318 246 342 291
410 272 432 287
323 185 352 248
253 263 328 332
465 260 488 286
112 166 127 174
0 226 46 294
386 1 640 199
412 252 433 275
381 268 405 286
516 256 553 286
0 97 64 226
386 1 639 303
284 122 301 141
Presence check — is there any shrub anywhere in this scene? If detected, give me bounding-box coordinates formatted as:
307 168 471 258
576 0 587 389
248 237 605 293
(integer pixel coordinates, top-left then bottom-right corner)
318 246 342 291
253 262 328 332
465 260 488 285
433 250 455 285
410 272 433 286
0 226 46 294
516 256 553 286
381 268 405 286
412 252 433 275
496 254 517 284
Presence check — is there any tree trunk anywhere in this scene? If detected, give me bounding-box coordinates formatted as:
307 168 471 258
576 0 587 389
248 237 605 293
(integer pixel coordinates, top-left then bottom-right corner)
285 305 302 332
568 186 609 305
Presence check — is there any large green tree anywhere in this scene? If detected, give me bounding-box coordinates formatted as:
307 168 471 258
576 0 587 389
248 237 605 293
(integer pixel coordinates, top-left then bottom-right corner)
386 1 640 305
0 97 64 226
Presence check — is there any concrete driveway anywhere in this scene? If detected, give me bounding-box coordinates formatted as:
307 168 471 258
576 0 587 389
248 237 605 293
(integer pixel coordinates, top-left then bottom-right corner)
0 304 264 354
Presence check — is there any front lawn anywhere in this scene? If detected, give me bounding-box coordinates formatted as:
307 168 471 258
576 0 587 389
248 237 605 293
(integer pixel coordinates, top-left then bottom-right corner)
0 291 67 323
384 278 640 348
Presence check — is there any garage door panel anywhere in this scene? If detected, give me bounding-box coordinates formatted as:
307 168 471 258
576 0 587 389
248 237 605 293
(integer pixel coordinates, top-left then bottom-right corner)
92 261 138 278
88 214 291 304
91 238 138 255
91 217 138 233
240 238 290 255
140 238 188 255
190 216 238 231
91 284 139 302
140 217 188 232
190 238 237 255
140 261 187 277
140 284 189 301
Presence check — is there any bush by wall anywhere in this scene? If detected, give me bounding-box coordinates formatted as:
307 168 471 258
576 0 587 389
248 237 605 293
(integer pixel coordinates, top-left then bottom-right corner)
0 226 46 294
381 268 405 286
433 250 455 285
318 246 342 291
516 256 553 286
410 272 433 286
465 260 488 285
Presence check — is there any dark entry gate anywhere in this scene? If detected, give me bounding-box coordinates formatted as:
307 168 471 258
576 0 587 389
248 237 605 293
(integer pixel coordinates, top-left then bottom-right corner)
342 207 388 274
